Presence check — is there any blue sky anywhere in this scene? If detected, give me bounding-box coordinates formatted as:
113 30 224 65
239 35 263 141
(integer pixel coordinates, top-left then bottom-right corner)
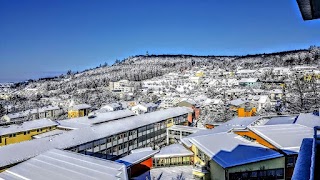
0 0 319 82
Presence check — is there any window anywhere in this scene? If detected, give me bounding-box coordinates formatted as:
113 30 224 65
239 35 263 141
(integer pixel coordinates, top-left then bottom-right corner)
229 168 284 180
37 129 40 132
13 134 16 137
24 132 27 135
107 137 112 143
287 156 296 167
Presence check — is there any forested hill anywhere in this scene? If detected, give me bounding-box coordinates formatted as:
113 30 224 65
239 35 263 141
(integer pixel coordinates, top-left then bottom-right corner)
8 46 320 110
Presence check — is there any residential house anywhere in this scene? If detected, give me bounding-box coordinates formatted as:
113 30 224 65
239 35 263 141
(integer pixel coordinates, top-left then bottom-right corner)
228 98 257 117
1 106 62 124
236 69 257 77
239 78 260 87
109 79 136 93
131 103 158 115
101 103 123 112
177 100 201 124
269 89 283 104
68 104 92 118
248 95 271 112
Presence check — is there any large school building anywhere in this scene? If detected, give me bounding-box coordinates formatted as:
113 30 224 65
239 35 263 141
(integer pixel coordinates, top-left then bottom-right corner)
0 107 193 171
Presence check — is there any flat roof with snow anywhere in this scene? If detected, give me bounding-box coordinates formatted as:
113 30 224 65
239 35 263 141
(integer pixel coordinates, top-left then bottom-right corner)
264 116 296 125
168 125 203 133
182 116 261 147
0 149 128 180
229 98 249 106
69 104 92 110
154 144 193 158
239 78 259 83
189 133 283 168
57 109 136 129
5 106 60 119
32 129 65 139
0 119 57 136
116 147 159 167
295 113 320 128
249 124 314 154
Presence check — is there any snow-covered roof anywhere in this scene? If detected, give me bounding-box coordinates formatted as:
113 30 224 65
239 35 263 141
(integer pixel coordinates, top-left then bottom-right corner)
0 119 58 136
154 144 193 158
182 116 261 147
264 116 296 125
239 78 259 83
249 124 314 154
258 95 269 103
0 107 192 168
269 89 283 94
226 88 246 93
101 103 122 109
4 106 59 119
140 102 158 108
229 98 249 106
0 149 128 180
189 133 283 168
295 113 320 128
116 147 159 167
69 104 92 110
292 66 317 70
237 69 256 74
37 105 60 113
32 129 65 139
58 110 135 129
179 99 197 105
168 125 203 133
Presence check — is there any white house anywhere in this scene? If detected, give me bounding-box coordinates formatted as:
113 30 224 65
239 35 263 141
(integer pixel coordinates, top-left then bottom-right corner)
131 103 158 115
101 103 123 112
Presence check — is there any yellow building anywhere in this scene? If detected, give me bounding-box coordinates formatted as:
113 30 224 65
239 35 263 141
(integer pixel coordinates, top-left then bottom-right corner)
68 104 92 118
0 119 57 146
153 144 194 167
188 133 285 180
195 71 205 77
304 73 320 82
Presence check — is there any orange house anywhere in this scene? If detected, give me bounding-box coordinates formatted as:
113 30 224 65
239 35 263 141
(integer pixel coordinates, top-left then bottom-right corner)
177 100 201 124
238 107 257 117
229 99 257 117
116 147 159 179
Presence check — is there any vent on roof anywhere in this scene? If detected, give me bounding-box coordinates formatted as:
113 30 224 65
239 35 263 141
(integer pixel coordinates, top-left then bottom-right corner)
88 114 96 119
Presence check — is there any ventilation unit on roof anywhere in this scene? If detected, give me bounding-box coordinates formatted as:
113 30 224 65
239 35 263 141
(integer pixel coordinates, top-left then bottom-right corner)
88 114 96 119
